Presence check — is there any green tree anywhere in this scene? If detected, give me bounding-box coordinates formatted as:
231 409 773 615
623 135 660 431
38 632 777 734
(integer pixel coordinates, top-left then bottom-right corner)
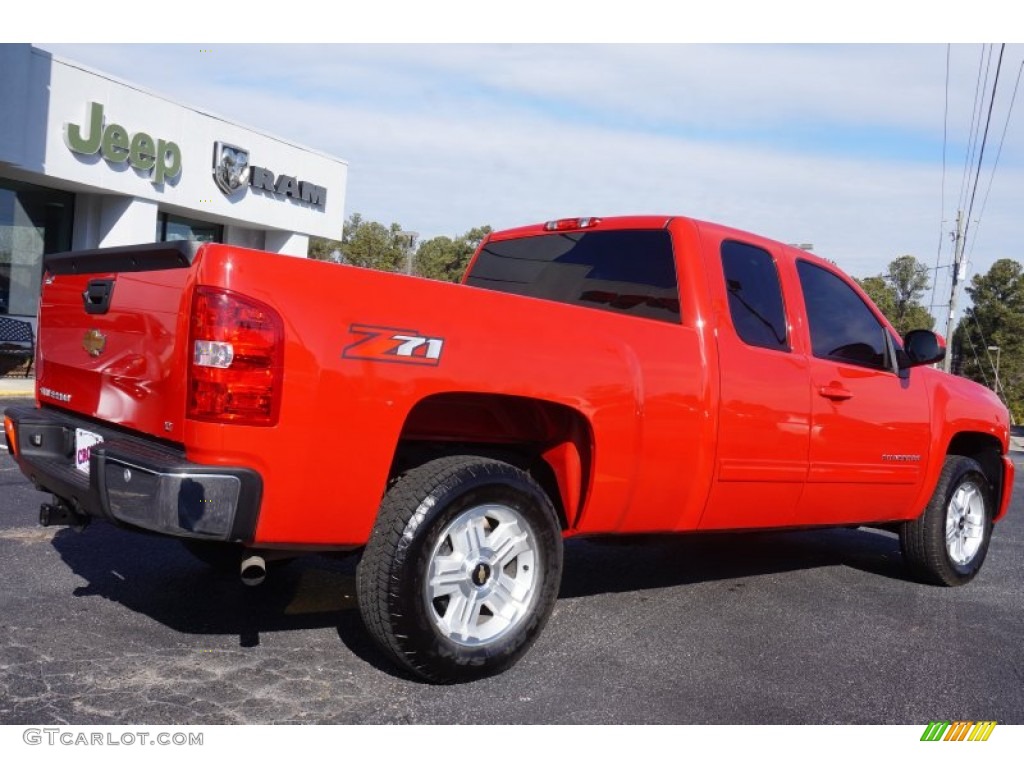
414 236 461 281
308 216 493 279
308 235 342 262
855 255 934 336
892 252 933 325
339 214 409 272
954 258 1024 419
414 225 492 282
856 275 897 320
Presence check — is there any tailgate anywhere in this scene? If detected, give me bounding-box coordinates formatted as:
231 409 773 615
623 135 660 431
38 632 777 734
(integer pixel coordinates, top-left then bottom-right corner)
37 242 200 443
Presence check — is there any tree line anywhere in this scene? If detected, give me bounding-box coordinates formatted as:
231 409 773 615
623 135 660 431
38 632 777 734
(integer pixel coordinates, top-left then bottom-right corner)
309 214 1021 418
854 253 1023 420
309 213 490 283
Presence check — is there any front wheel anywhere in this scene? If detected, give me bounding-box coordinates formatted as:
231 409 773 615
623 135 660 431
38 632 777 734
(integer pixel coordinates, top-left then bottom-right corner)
900 455 994 586
356 455 563 683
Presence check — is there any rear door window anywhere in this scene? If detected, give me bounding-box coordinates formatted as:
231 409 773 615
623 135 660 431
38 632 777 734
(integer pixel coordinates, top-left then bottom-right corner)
721 240 789 352
466 229 680 323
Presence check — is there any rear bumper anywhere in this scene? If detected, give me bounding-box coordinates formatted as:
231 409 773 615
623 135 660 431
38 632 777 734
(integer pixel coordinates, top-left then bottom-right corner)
4 405 261 542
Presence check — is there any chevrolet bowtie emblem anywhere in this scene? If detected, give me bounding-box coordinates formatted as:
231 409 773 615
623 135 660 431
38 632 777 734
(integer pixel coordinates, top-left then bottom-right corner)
83 329 107 357
471 563 491 587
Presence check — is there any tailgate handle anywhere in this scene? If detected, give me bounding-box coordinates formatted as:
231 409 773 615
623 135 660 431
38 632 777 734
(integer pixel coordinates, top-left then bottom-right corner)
82 279 115 315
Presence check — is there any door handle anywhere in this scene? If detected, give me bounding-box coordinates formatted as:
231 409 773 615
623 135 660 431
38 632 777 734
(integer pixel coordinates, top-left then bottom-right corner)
818 384 853 401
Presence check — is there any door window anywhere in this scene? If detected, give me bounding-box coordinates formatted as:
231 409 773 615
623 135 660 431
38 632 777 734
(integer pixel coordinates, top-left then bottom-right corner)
797 260 889 370
721 240 789 352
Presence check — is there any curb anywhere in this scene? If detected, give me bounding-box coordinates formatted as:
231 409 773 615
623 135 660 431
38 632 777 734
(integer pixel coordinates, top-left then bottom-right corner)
0 378 35 398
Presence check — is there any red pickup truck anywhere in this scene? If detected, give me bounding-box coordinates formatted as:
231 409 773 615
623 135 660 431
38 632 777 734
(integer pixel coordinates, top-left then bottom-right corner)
4 215 1014 682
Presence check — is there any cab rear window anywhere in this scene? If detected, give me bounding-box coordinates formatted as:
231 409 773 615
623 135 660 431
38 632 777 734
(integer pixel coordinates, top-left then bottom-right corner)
465 229 680 323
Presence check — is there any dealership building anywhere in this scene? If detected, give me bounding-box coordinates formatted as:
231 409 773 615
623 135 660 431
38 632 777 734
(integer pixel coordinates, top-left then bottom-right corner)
0 44 348 325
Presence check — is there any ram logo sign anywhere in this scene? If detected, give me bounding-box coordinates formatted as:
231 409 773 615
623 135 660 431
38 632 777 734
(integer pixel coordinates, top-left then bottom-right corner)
342 324 445 367
250 166 327 208
212 141 327 208
212 142 250 195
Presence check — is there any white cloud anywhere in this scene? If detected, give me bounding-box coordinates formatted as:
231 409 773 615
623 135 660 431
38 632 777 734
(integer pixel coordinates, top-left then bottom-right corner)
36 43 1024 285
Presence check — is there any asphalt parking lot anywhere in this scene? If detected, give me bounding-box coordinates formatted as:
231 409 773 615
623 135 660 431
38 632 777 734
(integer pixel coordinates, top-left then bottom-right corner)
2 395 1023 725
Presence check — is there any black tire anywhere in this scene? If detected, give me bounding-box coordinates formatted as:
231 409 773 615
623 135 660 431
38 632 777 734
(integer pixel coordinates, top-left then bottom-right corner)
356 455 563 683
900 455 994 586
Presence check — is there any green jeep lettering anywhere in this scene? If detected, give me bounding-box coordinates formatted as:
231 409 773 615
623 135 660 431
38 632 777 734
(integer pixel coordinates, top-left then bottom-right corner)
153 139 182 186
129 133 156 172
101 124 130 164
64 102 182 186
64 101 103 155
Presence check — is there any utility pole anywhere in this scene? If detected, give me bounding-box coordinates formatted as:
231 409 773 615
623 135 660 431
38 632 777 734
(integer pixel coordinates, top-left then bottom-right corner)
943 210 966 373
398 231 419 276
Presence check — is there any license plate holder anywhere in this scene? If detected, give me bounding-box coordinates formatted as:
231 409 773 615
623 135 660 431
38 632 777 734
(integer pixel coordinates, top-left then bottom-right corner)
75 428 103 475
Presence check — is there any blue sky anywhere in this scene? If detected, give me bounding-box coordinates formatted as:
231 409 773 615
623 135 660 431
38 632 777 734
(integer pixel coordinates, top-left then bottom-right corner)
8 6 1024 314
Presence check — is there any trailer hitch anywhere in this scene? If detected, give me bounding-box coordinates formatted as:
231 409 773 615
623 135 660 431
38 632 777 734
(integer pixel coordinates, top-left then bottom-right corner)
39 499 90 530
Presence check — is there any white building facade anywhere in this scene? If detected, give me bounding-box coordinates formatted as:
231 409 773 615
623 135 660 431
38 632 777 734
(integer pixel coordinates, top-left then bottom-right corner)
0 44 348 323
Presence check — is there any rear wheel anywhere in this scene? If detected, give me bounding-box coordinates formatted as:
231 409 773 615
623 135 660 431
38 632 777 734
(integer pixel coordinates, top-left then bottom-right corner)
900 455 994 586
356 455 563 683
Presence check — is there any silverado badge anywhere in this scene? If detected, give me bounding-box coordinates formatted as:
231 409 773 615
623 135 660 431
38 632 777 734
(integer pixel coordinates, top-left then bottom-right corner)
83 329 107 357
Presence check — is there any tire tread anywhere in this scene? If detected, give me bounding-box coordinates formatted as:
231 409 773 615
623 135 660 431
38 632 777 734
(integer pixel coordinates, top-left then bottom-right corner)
357 455 561 682
900 454 993 586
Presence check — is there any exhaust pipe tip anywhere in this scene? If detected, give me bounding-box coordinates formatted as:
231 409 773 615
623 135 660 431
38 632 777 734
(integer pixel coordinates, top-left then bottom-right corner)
240 554 267 587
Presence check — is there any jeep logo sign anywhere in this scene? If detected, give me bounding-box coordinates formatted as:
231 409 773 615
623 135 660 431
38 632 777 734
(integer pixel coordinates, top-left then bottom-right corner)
213 141 327 208
64 102 182 186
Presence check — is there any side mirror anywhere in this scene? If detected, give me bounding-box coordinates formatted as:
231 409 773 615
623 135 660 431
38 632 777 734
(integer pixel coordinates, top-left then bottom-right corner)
903 329 945 367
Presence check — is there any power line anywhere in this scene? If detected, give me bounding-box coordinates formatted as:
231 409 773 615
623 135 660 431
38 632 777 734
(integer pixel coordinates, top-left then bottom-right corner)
957 45 990 214
943 45 1010 371
969 310 1005 401
961 321 991 388
929 44 951 315
962 44 1006 255
966 57 1023 264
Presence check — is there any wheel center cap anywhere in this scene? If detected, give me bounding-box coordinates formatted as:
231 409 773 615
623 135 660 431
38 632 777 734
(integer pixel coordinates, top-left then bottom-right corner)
470 562 492 587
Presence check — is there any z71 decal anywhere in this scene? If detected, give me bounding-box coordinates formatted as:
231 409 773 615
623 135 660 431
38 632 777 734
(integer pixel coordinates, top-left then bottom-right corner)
342 324 445 366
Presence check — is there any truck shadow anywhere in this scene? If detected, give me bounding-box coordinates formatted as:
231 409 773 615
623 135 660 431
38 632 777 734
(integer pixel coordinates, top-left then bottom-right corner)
49 522 390 671
561 526 908 598
50 521 908 675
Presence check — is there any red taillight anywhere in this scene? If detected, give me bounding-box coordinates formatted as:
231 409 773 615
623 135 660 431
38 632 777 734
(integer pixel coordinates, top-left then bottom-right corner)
3 415 17 457
188 286 284 426
543 217 602 231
